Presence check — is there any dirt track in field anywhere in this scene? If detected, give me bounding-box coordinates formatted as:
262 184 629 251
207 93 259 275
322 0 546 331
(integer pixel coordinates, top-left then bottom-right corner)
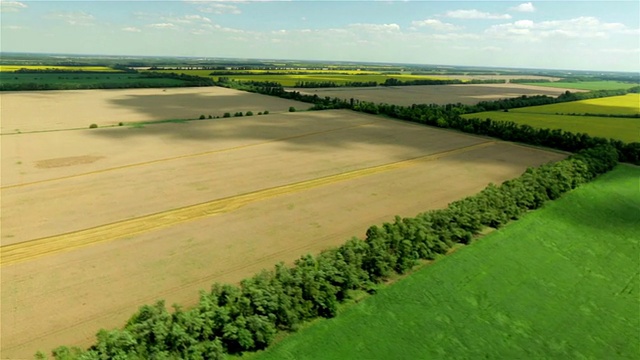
292 83 589 106
1 89 566 358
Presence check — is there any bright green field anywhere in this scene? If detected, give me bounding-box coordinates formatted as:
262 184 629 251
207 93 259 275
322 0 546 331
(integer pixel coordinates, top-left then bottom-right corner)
462 111 639 142
510 94 640 116
523 81 639 91
246 165 640 360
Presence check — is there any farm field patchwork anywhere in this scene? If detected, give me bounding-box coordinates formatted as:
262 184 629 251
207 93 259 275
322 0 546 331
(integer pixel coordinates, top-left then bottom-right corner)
245 164 640 360
147 69 557 87
293 83 588 106
1 104 565 358
473 93 640 143
508 93 640 116
522 80 639 91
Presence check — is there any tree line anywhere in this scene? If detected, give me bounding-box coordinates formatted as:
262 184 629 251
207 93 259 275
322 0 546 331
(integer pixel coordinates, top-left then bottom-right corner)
0 72 215 91
44 144 619 360
381 78 504 86
220 81 639 164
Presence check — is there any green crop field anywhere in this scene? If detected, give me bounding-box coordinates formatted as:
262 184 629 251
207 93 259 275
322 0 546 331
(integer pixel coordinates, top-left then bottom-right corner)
523 81 638 91
509 94 640 116
462 111 639 143
246 165 640 360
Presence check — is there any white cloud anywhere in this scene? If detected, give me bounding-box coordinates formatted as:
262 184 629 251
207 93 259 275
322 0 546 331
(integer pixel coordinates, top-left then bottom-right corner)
148 22 177 29
122 27 141 32
444 9 512 20
486 16 633 41
164 14 211 24
412 19 461 32
510 2 535 13
46 11 95 26
191 2 241 14
0 0 26 13
348 23 401 32
4 24 24 30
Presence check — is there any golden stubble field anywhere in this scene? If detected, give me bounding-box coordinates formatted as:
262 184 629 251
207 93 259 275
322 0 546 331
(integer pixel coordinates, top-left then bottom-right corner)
1 88 566 358
292 83 589 106
0 86 312 134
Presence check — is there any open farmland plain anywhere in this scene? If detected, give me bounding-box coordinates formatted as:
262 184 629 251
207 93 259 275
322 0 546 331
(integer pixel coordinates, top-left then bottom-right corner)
463 94 640 143
0 87 311 134
246 164 640 360
1 89 566 358
292 83 588 106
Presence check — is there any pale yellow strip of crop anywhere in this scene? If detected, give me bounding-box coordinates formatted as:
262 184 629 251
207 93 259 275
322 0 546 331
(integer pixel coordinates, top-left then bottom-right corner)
0 141 495 267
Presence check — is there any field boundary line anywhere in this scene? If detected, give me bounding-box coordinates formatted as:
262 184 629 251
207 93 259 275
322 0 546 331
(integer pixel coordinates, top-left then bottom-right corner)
1 121 379 190
0 141 495 267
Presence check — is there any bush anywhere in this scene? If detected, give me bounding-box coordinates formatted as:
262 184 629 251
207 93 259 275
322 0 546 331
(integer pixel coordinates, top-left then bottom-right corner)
199 115 206 119
289 107 296 112
118 122 124 126
234 112 244 117
264 110 269 115
89 123 98 129
246 111 253 116
208 115 213 119
223 113 231 118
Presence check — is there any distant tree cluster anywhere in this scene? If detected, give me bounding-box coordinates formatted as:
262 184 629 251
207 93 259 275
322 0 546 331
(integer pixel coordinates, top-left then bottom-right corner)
44 145 619 360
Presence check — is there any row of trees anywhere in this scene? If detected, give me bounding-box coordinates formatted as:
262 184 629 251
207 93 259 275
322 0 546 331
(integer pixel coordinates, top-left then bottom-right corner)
381 78 504 86
220 81 639 165
293 80 378 88
45 145 619 360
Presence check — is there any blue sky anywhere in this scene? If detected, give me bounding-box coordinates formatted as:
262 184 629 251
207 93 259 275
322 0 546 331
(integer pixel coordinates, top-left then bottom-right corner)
1 1 638 71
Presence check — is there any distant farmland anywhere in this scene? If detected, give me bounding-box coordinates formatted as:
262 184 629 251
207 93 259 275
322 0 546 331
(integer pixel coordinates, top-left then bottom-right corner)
146 69 557 87
463 94 640 142
246 165 640 360
0 65 119 72
522 80 638 91
293 84 587 106
508 93 640 116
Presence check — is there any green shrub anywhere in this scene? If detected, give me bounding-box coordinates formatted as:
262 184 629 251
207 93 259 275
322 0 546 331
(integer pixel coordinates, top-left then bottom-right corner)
223 113 231 118
246 111 254 116
89 123 98 129
288 107 296 112
199 115 206 119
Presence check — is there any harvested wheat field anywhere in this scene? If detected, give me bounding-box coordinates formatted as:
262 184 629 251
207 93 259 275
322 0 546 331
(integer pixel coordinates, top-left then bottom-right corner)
292 83 588 106
0 86 311 134
1 105 566 358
